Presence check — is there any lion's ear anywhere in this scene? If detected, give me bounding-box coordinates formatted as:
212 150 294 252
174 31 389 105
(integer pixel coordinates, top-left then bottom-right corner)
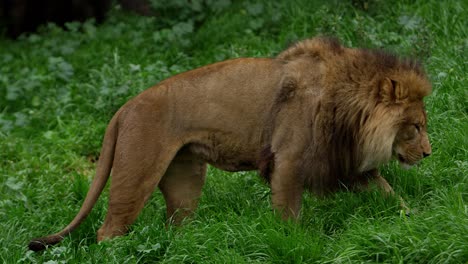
379 77 407 103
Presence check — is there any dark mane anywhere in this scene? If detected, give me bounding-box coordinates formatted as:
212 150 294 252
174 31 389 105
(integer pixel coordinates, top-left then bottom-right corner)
362 49 425 77
278 37 426 78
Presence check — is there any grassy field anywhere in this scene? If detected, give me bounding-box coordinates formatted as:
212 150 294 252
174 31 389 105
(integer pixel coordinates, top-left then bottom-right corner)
1 0 467 263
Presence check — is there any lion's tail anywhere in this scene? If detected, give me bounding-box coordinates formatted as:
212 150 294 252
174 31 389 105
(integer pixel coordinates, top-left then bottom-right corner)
28 112 120 252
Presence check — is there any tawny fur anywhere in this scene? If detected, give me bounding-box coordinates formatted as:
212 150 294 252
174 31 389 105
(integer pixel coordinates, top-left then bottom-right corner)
29 37 432 251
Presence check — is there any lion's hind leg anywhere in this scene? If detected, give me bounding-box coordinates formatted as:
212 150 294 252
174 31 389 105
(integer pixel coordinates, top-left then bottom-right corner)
158 146 207 225
97 145 180 241
96 112 182 241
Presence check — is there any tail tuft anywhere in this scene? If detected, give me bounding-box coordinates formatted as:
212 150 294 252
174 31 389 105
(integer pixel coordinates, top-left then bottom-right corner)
28 235 63 252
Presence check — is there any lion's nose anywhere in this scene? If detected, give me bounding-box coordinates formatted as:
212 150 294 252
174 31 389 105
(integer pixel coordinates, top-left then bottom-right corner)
423 152 431 158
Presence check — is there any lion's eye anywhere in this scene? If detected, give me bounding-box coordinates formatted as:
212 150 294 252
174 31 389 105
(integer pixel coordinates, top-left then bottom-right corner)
414 124 421 133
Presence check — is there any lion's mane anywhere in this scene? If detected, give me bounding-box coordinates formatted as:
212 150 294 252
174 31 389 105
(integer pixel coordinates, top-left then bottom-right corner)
259 37 431 195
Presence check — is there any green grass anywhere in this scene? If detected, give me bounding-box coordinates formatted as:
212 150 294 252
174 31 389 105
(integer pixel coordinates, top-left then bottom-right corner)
1 0 467 263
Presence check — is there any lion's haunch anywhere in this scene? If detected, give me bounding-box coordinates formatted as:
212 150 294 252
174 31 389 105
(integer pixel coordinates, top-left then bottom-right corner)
29 37 432 251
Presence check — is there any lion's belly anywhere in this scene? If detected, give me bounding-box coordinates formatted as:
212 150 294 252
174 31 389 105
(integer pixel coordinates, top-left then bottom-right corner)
186 133 259 172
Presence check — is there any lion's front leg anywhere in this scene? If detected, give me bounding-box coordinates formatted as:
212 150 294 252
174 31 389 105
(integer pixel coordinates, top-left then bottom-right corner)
269 159 304 220
372 175 411 215
360 171 411 216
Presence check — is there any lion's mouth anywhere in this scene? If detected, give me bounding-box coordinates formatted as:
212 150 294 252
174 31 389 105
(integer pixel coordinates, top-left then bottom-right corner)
398 154 406 163
397 153 419 169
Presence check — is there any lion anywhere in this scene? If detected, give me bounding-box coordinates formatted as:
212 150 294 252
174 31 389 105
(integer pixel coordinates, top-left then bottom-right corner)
28 37 432 251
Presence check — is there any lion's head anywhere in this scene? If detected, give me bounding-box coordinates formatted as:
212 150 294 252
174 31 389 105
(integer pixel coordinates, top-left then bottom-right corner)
379 69 432 169
349 51 433 173
392 100 431 169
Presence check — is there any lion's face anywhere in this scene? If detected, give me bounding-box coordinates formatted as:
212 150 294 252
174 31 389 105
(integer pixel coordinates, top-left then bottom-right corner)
393 102 431 168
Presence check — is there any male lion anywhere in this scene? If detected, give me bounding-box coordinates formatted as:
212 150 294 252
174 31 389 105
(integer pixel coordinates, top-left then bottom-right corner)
29 37 432 251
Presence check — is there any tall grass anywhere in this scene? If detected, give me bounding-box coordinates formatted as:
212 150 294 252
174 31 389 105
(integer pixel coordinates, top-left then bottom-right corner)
1 0 466 263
